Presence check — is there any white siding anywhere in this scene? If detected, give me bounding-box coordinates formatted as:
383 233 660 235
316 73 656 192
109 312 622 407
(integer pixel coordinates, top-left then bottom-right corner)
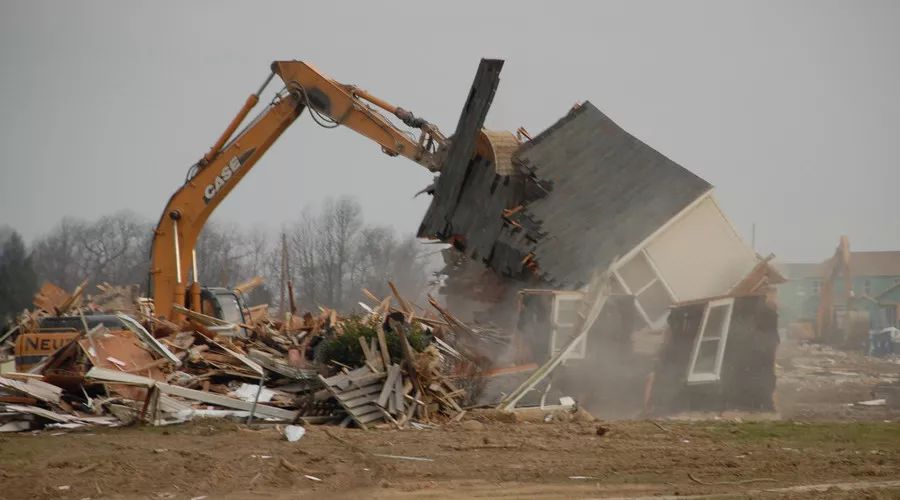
644 196 757 302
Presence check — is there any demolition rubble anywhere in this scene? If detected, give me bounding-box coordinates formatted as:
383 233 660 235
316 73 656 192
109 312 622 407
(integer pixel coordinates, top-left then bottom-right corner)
0 280 498 432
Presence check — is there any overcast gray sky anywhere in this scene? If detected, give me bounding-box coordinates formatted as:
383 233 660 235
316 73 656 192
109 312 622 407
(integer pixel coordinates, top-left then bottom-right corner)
1 0 898 263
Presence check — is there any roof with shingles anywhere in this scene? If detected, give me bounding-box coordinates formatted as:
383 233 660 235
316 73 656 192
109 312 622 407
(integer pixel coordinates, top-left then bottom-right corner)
501 102 712 287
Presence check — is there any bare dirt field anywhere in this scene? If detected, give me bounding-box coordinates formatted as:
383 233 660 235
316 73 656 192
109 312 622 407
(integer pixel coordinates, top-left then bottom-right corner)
2 416 899 500
3 340 899 499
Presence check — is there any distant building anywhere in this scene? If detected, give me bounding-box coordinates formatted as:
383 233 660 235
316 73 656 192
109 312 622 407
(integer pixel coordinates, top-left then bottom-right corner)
777 251 900 332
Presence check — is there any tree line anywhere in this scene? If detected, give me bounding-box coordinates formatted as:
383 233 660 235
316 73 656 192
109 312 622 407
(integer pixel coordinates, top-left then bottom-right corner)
0 197 434 324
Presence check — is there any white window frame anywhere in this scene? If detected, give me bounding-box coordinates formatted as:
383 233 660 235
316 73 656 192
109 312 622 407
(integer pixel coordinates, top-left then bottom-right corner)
686 297 734 384
548 292 586 361
611 250 677 329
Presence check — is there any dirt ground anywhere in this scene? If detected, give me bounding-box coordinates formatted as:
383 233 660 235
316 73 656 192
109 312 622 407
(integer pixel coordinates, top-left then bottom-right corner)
3 340 899 499
2 416 899 500
775 340 900 421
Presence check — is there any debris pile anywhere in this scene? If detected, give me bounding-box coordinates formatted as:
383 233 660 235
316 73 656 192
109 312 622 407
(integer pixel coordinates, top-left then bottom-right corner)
0 280 497 433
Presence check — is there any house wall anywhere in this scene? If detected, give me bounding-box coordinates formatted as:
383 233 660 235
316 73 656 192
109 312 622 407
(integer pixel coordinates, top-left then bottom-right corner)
612 194 759 328
650 295 778 415
644 196 758 302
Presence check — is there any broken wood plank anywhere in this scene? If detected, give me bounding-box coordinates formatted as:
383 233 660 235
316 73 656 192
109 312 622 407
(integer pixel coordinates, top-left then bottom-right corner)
375 322 391 369
376 364 401 408
85 367 297 421
393 369 405 414
337 383 383 402
343 393 380 409
388 281 413 320
0 376 63 405
247 349 313 380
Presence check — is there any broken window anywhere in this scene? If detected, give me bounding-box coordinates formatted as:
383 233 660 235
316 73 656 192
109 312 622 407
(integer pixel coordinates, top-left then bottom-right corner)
614 251 675 328
549 292 586 361
687 298 734 383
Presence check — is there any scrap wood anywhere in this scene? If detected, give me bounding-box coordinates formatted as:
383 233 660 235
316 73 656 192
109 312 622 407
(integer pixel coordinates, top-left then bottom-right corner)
376 364 401 409
375 322 391 368
60 279 89 314
372 453 434 462
85 367 298 421
234 276 264 295
0 395 39 405
247 348 314 380
4 404 75 423
388 281 413 320
132 310 181 334
173 305 249 335
390 320 424 402
0 376 63 404
116 313 181 366
358 336 382 373
319 367 389 429
204 336 264 376
32 282 71 313
687 473 776 486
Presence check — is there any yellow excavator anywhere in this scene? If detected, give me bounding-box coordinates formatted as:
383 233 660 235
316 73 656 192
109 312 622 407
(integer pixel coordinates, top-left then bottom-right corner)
149 59 514 322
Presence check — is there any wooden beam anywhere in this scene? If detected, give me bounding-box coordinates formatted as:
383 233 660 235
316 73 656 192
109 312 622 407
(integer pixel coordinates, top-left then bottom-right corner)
85 367 297 421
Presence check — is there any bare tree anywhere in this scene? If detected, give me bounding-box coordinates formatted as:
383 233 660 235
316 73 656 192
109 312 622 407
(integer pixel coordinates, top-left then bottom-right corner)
287 207 323 309
318 197 362 308
27 196 432 314
31 217 86 290
0 228 37 323
31 211 151 291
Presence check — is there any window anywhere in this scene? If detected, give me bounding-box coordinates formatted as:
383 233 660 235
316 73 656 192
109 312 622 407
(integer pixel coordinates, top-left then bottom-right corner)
864 279 872 296
614 251 675 328
549 293 586 361
687 298 734 383
811 280 820 295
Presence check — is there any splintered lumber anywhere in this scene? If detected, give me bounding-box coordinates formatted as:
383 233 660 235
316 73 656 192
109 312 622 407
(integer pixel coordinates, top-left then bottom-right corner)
85 367 297 421
172 304 231 326
376 364 401 408
388 281 413 319
393 368 404 413
116 313 181 366
234 276 264 295
359 336 383 373
375 322 391 368
248 348 315 380
0 376 63 405
318 366 388 430
32 282 71 313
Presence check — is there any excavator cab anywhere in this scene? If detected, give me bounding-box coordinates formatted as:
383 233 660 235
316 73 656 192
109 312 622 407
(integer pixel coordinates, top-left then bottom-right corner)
183 286 248 330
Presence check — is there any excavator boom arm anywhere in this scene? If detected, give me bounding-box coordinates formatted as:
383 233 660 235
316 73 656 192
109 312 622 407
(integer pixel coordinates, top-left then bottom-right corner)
150 61 444 320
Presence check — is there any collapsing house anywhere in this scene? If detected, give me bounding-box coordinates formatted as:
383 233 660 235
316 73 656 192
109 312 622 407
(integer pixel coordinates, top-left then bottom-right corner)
418 74 784 416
